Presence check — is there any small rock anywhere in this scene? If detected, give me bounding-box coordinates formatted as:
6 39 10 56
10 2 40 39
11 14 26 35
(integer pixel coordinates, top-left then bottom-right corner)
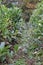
22 48 27 54
0 42 5 49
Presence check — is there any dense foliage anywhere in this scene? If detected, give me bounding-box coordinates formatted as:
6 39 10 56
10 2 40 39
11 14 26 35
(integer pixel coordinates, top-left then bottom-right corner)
0 0 43 65
0 3 24 63
28 1 43 64
0 4 23 42
29 1 43 44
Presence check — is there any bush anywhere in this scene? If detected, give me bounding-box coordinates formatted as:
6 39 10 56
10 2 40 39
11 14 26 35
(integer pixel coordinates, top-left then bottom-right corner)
0 4 24 62
0 4 23 42
29 1 43 44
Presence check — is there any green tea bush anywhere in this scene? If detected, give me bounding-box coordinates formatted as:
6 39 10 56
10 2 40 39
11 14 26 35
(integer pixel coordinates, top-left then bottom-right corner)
29 1 43 44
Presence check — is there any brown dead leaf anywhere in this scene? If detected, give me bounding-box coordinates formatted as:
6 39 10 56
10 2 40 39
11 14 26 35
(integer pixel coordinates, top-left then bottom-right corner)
26 3 36 9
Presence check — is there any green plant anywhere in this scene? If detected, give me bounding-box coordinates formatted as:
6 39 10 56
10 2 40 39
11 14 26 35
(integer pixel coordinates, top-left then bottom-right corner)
0 4 23 42
0 45 9 62
29 1 43 44
0 4 24 62
28 2 43 64
15 59 26 65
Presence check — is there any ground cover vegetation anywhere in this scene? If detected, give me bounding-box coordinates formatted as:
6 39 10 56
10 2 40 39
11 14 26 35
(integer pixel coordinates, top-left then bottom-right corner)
0 0 43 65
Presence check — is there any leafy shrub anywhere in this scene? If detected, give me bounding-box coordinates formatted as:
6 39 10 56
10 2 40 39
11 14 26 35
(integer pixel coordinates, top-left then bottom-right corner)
0 43 9 62
0 4 23 42
0 4 24 62
14 59 26 65
29 1 43 44
27 2 43 64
